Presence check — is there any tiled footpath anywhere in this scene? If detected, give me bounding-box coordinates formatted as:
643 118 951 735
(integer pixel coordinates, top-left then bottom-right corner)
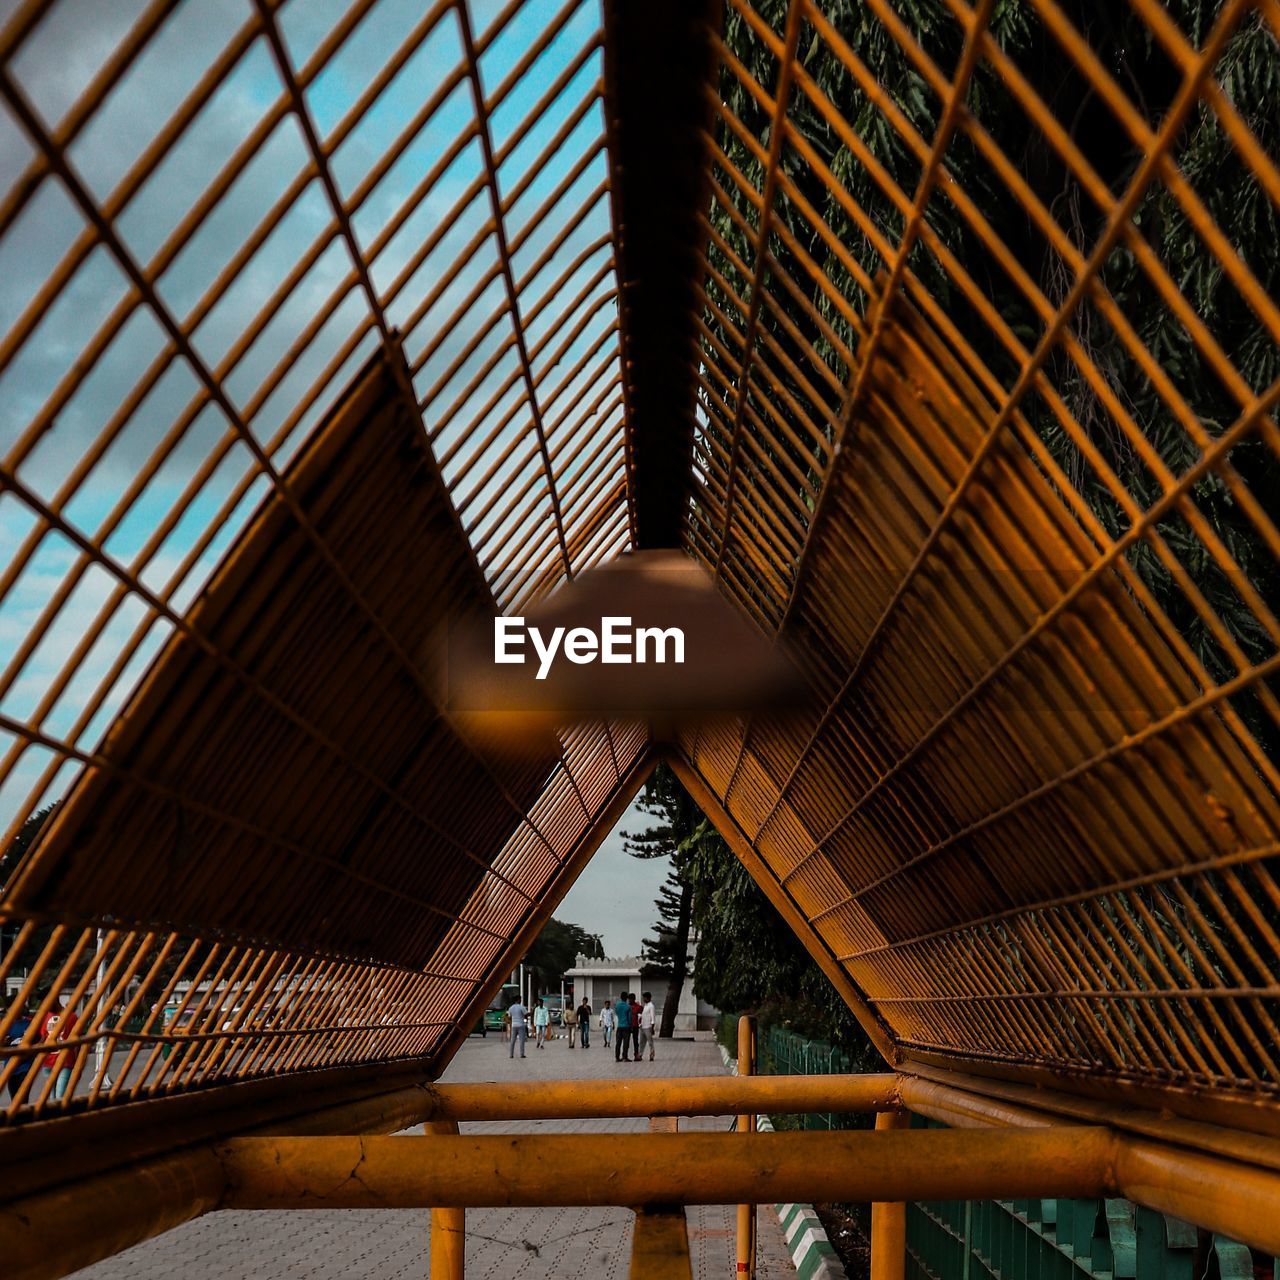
72 1031 799 1278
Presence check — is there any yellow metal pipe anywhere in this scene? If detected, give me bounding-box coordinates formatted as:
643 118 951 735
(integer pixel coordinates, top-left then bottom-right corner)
737 1015 757 1280
0 1077 435 1280
898 1062 1280 1168
423 1073 902 1121
870 1111 910 1280
630 1206 692 1280
425 1120 465 1280
216 1127 1117 1210
1114 1137 1280 1256
0 1146 225 1280
897 1076 1050 1131
898 1074 1280 1257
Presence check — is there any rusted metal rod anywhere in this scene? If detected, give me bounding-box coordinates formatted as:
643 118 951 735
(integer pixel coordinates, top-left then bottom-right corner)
737 1014 757 1279
870 1110 910 1280
422 1072 900 1122
425 1119 465 1280
216 1127 1117 1210
897 1074 1280 1256
630 1204 692 1280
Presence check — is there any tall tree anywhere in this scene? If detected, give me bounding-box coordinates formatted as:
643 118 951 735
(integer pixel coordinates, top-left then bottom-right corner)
1 805 58 968
623 763 701 1037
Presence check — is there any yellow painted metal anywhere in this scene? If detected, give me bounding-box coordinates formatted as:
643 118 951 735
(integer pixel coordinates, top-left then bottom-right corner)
737 1014 757 1280
899 1064 1280 1165
216 1127 1117 1209
2 1 1280 1272
0 1072 437 1280
897 1073 1280 1256
1114 1137 1280 1258
425 1120 465 1280
665 751 897 1061
425 745 657 1076
423 1073 901 1122
431 1206 466 1279
870 1111 910 1280
630 1205 693 1280
0 1147 225 1280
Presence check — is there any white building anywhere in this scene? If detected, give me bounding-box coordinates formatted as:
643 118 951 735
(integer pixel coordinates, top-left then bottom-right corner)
563 945 718 1032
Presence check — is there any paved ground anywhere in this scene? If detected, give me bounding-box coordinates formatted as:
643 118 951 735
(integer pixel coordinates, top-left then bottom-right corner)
72 1030 796 1278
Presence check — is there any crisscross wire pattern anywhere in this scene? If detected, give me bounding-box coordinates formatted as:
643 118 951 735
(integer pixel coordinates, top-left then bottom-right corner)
0 0 636 1119
1 0 1280 1139
681 0 1280 1106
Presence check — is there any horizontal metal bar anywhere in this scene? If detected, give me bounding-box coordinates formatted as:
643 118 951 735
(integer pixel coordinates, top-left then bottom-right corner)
422 1072 901 1121
897 1071 1280 1256
217 1126 1117 1209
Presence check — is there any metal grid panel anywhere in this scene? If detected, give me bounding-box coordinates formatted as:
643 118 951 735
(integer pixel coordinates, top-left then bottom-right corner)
3 0 1280 1138
0 0 638 1122
682 0 1280 1109
0 341 645 1120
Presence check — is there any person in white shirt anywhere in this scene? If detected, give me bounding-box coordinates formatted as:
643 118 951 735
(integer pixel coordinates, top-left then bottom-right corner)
507 1001 527 1059
599 1001 614 1048
639 991 657 1061
533 999 550 1049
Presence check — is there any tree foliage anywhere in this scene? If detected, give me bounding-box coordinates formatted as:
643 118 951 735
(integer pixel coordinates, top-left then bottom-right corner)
524 918 602 996
626 764 878 1053
622 763 701 1035
0 803 56 891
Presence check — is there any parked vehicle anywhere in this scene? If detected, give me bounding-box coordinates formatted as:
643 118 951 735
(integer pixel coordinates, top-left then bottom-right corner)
480 982 520 1034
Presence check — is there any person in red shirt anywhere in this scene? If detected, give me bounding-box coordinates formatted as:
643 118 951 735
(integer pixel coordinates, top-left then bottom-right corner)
41 999 77 1101
629 993 642 1062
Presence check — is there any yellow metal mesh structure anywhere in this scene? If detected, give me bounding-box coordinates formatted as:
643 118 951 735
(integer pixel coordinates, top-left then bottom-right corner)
0 0 642 1119
680 0 1280 1122
0 0 1278 1152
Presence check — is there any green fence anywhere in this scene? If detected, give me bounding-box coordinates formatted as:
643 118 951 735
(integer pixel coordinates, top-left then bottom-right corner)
763 1026 865 1130
904 1145 1270 1280
762 1029 1276 1280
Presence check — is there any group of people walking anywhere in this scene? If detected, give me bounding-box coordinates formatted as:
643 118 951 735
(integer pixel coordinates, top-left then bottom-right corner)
502 991 657 1062
604 991 656 1062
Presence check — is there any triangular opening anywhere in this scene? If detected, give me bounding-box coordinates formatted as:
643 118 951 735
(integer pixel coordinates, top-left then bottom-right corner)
433 754 888 1077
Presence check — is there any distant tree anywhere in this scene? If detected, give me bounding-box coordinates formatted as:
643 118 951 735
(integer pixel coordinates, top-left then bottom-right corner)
0 803 65 993
639 865 692 988
0 803 57 891
623 764 700 1037
523 918 603 998
1 805 59 964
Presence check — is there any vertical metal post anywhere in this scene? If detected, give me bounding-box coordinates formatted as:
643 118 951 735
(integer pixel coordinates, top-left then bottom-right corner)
94 928 113 1089
736 1014 757 1278
425 1120 464 1279
871 1110 910 1280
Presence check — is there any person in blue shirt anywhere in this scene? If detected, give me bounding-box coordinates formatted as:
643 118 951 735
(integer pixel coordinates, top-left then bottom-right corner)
533 998 550 1050
613 993 632 1062
2 1009 34 1102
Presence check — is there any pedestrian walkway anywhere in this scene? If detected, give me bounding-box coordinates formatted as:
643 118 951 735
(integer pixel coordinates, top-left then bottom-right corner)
71 1031 798 1278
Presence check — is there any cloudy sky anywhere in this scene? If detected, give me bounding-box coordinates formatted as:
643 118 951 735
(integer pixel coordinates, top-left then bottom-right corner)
0 0 620 839
554 793 672 959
